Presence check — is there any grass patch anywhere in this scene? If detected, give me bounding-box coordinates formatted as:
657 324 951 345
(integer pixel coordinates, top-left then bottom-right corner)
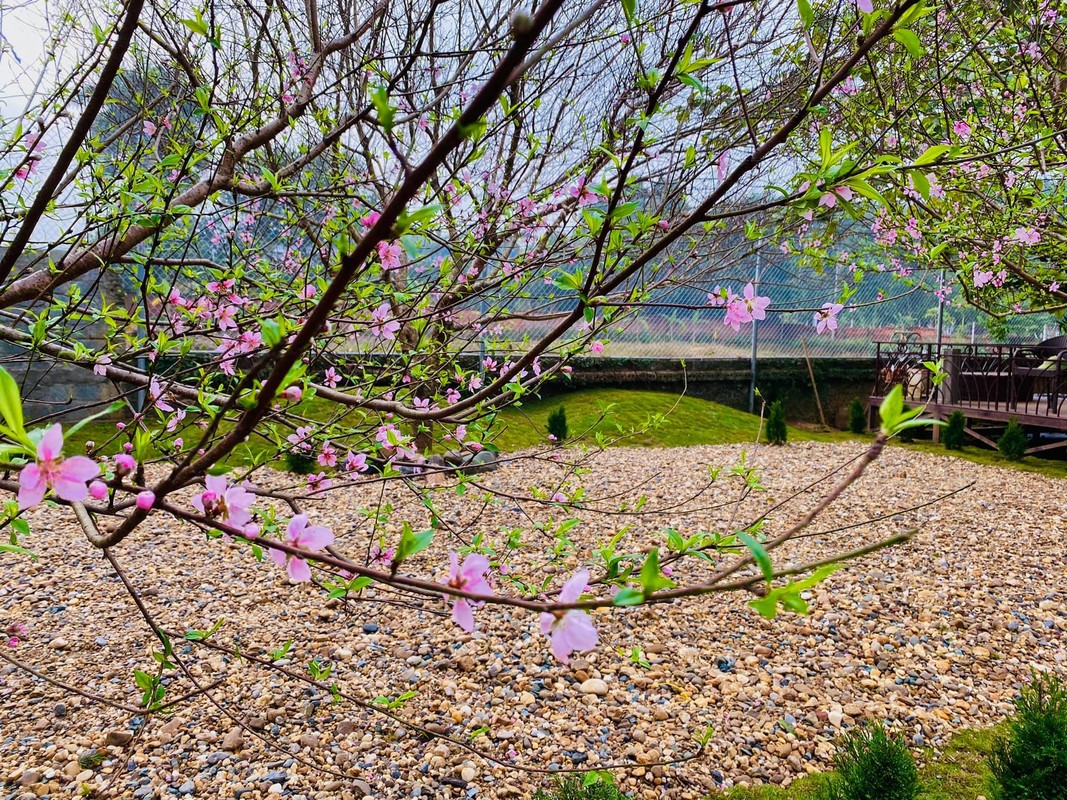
488 389 848 451
50 388 1067 481
710 725 1001 800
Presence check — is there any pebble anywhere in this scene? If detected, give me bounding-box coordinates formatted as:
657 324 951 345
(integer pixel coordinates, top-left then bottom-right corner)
0 443 1062 798
579 678 609 696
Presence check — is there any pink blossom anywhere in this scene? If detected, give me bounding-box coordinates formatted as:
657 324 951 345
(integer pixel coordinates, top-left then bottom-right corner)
369 302 401 339
165 410 186 434
283 385 302 403
717 151 729 182
93 356 111 376
114 453 136 474
324 367 340 388
973 269 994 288
952 120 971 139
318 441 337 468
1014 227 1041 246
590 340 604 355
345 451 368 472
148 379 174 413
361 211 381 227
814 302 844 334
271 514 334 582
17 425 99 509
540 569 598 664
443 553 493 632
191 474 254 529
89 481 108 501
378 241 403 270
136 491 156 510
143 120 157 136
369 542 395 568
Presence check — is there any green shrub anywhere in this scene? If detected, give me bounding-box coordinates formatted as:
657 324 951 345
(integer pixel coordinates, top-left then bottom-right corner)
826 723 920 800
848 398 867 434
284 451 318 474
534 775 630 800
997 418 1027 461
988 672 1067 800
765 400 787 445
943 410 966 451
547 405 568 443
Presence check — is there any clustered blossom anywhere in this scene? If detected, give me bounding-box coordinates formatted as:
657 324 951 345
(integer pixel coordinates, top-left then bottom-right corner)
540 569 599 664
18 425 99 510
443 553 493 632
191 475 255 530
709 282 771 331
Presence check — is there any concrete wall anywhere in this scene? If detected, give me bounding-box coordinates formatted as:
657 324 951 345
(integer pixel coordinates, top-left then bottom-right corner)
539 357 876 427
11 351 876 428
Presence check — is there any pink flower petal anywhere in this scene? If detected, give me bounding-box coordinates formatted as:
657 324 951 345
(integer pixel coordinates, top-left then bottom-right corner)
558 569 589 604
287 556 312 582
52 474 91 503
39 424 63 462
296 524 333 551
269 547 288 568
59 456 100 483
452 598 475 632
17 464 45 509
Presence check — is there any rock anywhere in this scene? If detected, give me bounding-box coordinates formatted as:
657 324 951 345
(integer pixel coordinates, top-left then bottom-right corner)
828 710 844 728
177 779 195 794
363 623 379 634
53 703 67 718
353 779 374 796
105 730 133 746
221 728 244 752
47 637 69 650
17 771 41 786
518 691 536 706
579 678 609 696
460 766 476 782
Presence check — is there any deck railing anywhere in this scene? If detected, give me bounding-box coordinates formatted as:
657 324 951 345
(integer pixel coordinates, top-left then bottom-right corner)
873 339 1067 419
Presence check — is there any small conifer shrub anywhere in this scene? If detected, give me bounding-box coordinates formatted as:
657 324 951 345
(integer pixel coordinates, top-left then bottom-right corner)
997 418 1027 461
547 405 568 443
765 400 787 445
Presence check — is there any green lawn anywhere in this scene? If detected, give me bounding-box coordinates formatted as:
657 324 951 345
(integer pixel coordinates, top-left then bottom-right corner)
56 387 1067 480
711 725 999 800
486 388 850 451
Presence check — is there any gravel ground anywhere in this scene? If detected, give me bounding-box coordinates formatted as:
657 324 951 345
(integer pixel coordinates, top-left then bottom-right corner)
0 441 1065 800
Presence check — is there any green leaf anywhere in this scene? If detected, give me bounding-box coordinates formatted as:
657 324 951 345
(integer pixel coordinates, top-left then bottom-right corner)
609 201 640 220
914 144 954 166
395 523 433 564
797 0 814 28
748 564 843 620
910 170 931 201
0 366 25 437
370 86 395 130
396 204 442 235
620 0 636 26
893 29 923 58
612 587 644 606
638 548 674 595
260 319 284 347
878 384 905 432
737 531 773 583
66 401 126 439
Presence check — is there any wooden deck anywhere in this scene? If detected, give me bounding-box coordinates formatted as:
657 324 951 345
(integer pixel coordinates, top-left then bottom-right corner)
870 340 1067 454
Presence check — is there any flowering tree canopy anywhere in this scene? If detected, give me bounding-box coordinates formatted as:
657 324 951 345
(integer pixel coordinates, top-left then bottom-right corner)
0 0 1035 777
